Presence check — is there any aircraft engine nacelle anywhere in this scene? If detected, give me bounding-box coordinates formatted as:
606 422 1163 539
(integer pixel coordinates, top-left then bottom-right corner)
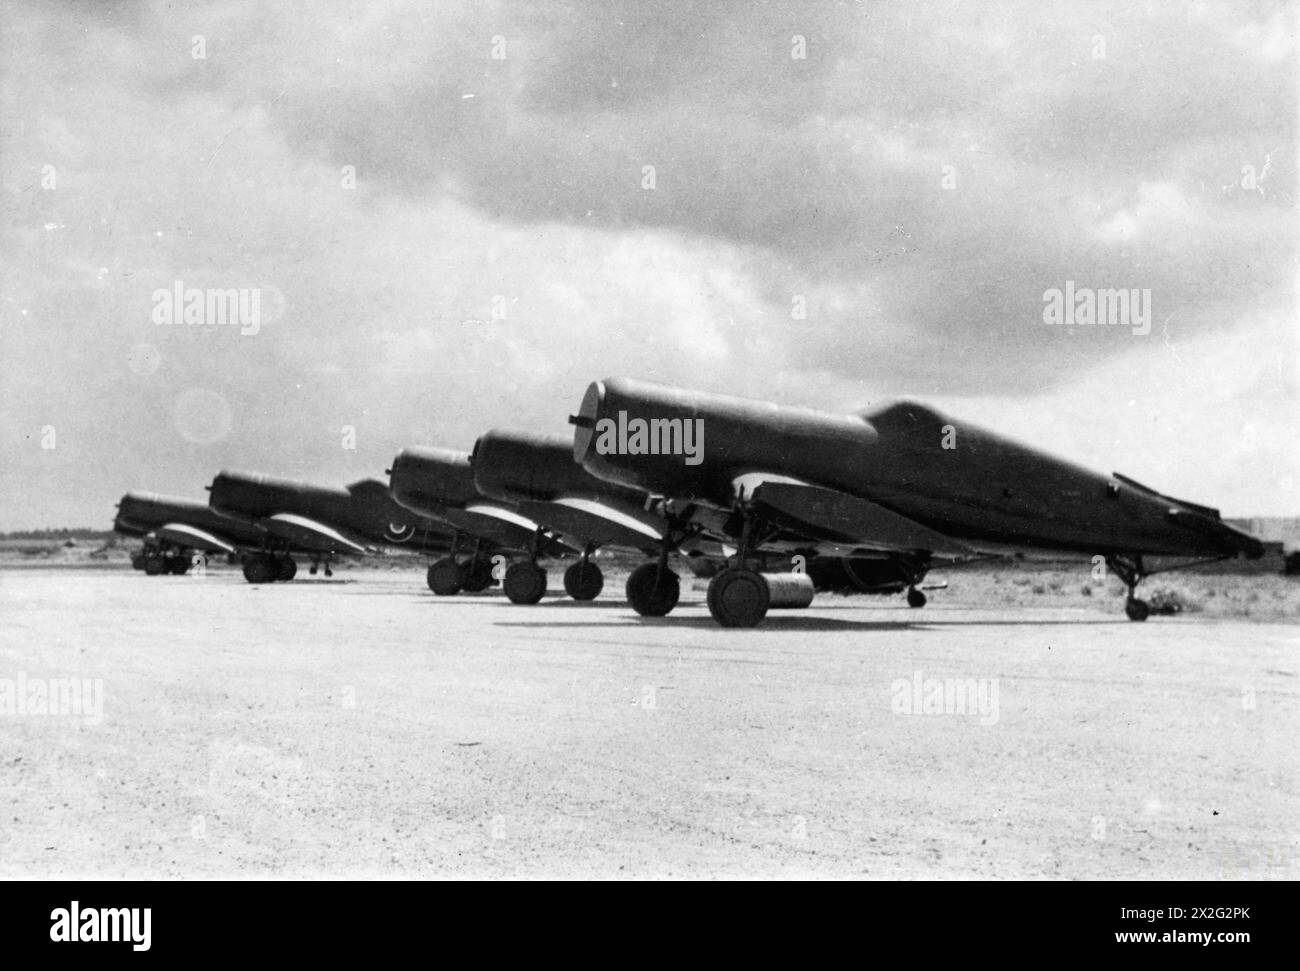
471 430 588 502
209 471 348 521
388 447 479 513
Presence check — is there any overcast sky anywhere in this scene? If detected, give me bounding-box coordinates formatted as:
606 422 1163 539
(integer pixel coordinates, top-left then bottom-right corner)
1 0 1295 529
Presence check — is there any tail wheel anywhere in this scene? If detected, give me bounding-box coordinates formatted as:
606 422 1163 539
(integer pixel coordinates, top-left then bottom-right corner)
906 586 927 608
460 558 494 593
427 558 464 595
1125 597 1150 622
707 568 770 628
276 556 297 582
625 563 680 617
503 561 547 604
242 554 276 584
563 561 604 601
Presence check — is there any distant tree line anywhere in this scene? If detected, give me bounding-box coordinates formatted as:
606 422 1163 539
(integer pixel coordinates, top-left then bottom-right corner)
0 528 117 541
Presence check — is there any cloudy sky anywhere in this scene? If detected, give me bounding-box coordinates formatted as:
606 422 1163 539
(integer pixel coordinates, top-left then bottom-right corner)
1 0 1295 530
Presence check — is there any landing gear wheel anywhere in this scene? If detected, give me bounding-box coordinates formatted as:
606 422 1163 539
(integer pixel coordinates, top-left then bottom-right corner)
276 556 297 582
907 586 927 608
1125 597 1149 622
460 558 493 593
626 563 680 617
168 557 191 575
143 554 166 576
242 554 276 584
707 568 770 628
564 561 604 601
427 558 464 595
130 552 146 571
503 561 547 604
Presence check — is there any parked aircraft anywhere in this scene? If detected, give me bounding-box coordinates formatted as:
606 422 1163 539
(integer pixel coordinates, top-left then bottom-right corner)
113 492 266 575
470 429 729 601
207 472 453 583
571 377 1264 627
388 446 572 601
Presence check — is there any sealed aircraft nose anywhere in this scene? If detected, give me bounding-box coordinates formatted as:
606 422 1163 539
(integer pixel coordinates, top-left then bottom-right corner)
387 450 421 504
570 380 606 463
473 429 582 501
389 447 478 508
208 470 293 517
207 472 237 511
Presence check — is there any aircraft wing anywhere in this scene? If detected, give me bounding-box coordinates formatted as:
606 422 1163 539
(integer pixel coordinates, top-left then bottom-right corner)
515 496 665 551
153 523 237 554
400 502 541 554
733 473 976 558
458 503 584 556
462 503 541 533
262 513 371 555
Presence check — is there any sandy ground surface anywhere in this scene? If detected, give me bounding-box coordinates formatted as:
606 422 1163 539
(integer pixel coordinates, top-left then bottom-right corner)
1 564 1297 879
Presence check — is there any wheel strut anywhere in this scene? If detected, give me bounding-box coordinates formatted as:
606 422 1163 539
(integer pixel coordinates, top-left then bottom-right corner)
1106 554 1150 622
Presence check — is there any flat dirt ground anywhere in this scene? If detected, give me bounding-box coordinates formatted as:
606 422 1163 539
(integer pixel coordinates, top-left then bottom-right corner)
1 560 1297 879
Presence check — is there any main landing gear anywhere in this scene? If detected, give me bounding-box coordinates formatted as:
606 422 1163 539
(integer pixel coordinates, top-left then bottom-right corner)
499 529 549 605
707 567 770 628
461 556 494 593
1106 554 1150 622
242 552 298 584
135 546 193 576
503 560 547 604
626 522 683 619
704 506 815 628
427 557 464 595
705 507 776 628
563 547 604 602
426 538 496 596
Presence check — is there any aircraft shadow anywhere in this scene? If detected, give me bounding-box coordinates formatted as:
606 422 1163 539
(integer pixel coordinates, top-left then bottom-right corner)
489 614 1127 632
415 595 632 608
491 616 918 632
411 594 1130 629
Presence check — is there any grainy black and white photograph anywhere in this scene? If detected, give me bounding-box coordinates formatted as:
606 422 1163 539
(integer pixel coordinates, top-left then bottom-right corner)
0 0 1296 915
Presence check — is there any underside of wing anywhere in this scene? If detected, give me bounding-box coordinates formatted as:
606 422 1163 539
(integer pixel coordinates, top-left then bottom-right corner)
154 522 237 554
521 496 665 551
462 503 542 534
263 513 371 554
735 474 975 558
457 504 576 555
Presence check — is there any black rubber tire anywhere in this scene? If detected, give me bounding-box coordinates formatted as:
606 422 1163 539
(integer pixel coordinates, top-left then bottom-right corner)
906 587 927 608
242 555 275 584
130 552 146 571
707 568 771 628
625 563 680 617
1125 597 1150 622
427 558 464 595
503 561 547 604
563 561 604 601
168 557 191 575
143 555 166 576
276 556 297 582
460 559 494 593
